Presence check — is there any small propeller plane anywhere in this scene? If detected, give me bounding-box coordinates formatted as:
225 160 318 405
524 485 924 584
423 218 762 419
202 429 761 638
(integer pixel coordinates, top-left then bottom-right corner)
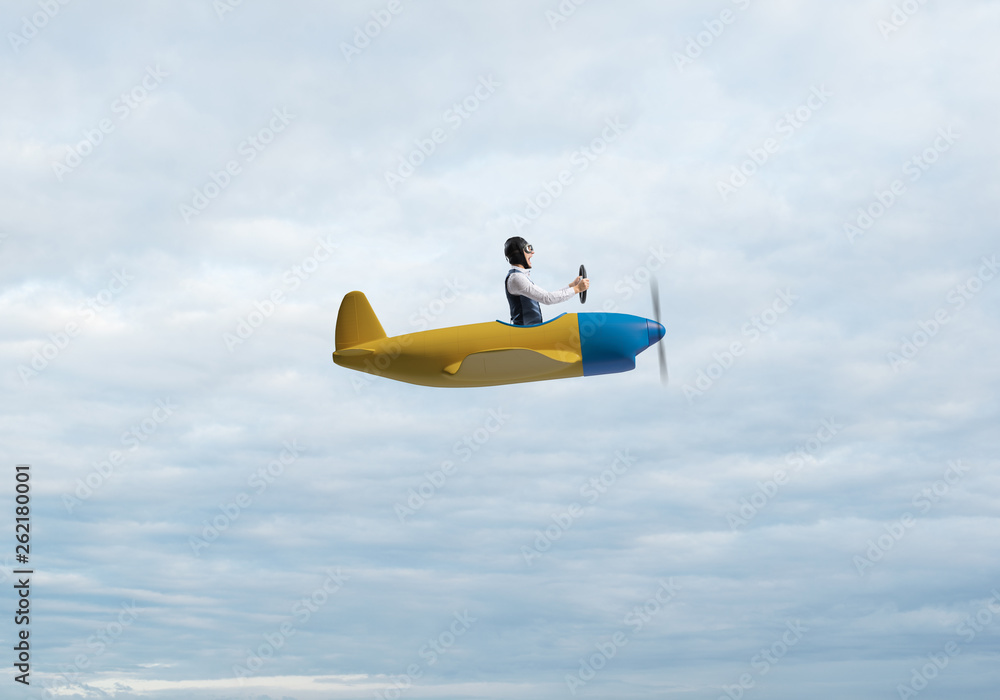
332 286 666 388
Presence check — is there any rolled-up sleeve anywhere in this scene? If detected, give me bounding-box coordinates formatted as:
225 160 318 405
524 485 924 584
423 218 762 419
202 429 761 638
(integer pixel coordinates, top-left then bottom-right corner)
506 272 575 305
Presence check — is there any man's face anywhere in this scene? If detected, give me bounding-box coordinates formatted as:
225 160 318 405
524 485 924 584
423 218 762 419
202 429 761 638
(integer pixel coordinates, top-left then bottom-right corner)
524 244 534 268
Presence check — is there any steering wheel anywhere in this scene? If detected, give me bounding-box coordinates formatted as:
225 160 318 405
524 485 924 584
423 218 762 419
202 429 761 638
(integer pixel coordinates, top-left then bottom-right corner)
579 264 587 304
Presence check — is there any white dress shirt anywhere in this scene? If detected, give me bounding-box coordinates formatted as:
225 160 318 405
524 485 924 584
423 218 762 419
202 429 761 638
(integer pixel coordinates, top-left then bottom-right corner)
506 268 575 305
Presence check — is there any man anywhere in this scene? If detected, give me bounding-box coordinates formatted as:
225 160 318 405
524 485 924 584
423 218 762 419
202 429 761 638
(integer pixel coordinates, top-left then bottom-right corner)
504 236 589 326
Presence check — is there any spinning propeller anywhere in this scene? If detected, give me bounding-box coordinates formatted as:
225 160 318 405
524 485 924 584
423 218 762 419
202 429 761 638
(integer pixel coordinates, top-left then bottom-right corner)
650 276 668 384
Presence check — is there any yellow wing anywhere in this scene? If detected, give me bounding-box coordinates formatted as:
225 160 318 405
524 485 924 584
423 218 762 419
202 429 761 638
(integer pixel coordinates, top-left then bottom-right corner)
444 348 582 381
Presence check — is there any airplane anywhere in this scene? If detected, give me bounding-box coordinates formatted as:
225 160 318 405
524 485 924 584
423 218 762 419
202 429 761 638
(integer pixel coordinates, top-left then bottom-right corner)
332 289 666 388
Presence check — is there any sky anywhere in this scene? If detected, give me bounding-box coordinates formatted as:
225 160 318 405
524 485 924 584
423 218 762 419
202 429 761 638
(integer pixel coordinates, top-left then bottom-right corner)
1 0 999 699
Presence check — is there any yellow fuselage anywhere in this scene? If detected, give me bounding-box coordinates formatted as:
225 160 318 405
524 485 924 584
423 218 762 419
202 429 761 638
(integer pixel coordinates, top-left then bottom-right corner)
334 313 584 388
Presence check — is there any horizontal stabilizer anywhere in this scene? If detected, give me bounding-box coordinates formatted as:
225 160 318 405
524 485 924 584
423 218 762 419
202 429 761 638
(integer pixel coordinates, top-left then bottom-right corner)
334 348 375 357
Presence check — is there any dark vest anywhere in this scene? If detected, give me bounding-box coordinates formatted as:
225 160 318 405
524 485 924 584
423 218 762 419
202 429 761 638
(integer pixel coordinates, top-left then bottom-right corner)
505 269 543 326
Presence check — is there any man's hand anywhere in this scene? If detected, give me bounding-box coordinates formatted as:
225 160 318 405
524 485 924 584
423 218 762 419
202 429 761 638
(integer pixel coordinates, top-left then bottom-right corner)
569 276 590 294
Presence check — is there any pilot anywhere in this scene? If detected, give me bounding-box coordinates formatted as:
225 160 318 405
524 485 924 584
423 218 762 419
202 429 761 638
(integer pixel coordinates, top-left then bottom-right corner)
504 236 589 326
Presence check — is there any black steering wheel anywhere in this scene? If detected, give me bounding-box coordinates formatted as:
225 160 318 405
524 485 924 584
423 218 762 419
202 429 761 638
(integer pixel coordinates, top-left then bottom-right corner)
579 264 587 304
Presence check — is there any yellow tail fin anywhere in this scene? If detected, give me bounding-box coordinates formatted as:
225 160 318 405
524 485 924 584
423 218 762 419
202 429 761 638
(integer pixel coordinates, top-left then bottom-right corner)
336 292 387 351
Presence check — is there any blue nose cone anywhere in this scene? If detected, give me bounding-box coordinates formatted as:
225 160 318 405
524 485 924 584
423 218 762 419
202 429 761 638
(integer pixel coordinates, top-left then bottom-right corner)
647 319 665 345
579 313 663 377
